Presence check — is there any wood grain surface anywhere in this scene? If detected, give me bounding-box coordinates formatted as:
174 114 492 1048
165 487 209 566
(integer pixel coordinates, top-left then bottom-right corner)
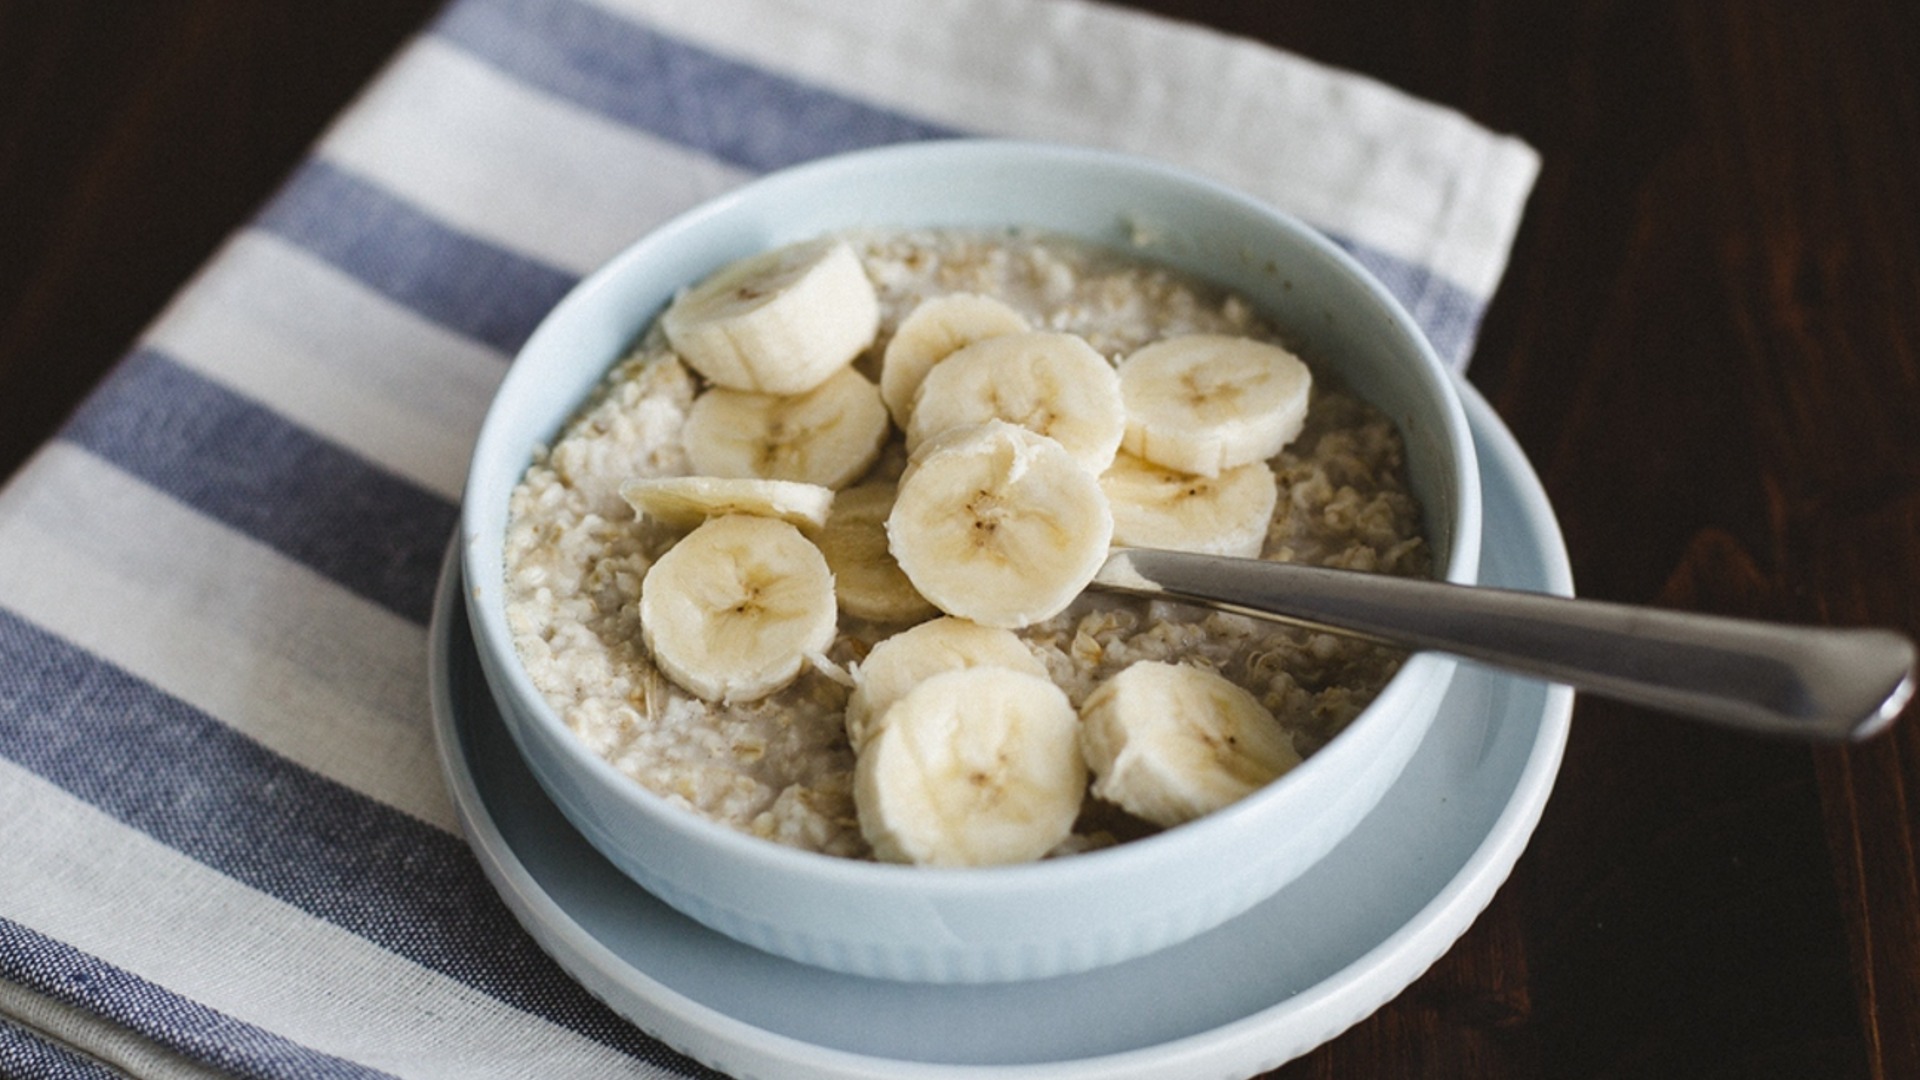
3 2 1915 1077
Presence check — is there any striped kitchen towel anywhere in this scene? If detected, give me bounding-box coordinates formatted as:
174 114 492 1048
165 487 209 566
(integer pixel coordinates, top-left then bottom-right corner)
0 0 1539 1076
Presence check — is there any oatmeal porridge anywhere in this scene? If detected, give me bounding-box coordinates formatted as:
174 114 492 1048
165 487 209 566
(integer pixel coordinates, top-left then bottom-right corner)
502 229 1430 861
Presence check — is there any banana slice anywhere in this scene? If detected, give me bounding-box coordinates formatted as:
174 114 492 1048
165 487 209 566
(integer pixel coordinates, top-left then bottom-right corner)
620 476 835 532
888 420 1113 629
814 482 938 625
660 238 880 394
879 293 1031 427
855 666 1086 866
1100 451 1279 558
1117 334 1312 477
905 330 1125 476
1079 660 1301 828
844 616 1047 751
682 366 890 490
638 514 838 703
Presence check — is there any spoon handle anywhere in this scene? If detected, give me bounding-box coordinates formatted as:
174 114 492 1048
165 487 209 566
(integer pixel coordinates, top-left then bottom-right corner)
1093 548 1916 741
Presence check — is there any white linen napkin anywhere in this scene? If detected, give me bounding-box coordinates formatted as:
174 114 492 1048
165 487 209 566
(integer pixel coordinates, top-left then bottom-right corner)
0 0 1538 1076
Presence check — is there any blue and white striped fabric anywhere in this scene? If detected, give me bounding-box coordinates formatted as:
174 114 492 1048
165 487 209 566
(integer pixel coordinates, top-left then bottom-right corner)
0 0 1539 1075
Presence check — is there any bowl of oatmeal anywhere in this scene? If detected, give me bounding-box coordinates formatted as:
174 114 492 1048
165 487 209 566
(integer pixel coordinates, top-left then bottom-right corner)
460 139 1481 983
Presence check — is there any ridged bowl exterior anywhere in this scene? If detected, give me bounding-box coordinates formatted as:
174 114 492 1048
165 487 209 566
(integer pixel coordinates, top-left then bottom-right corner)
462 140 1482 983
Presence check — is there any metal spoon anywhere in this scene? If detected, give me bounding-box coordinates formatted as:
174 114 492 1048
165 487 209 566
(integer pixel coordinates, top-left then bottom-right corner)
1092 548 1916 741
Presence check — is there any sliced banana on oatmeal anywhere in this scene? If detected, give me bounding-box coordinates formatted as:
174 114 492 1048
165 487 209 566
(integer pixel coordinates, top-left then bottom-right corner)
855 666 1085 867
620 475 835 532
683 366 890 489
879 292 1031 427
888 420 1113 629
844 616 1048 752
638 514 838 703
904 330 1126 476
813 482 938 625
1079 660 1301 828
660 237 880 395
1118 334 1312 477
1100 451 1279 558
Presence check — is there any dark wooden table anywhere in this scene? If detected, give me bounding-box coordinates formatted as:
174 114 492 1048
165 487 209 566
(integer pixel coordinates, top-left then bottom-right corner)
5 2 1915 1077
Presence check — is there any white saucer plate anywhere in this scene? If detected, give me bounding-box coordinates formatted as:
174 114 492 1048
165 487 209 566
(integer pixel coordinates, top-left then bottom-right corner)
429 381 1575 1080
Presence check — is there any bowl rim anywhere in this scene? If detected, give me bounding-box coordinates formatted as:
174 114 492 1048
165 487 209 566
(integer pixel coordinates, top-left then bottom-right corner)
460 137 1483 895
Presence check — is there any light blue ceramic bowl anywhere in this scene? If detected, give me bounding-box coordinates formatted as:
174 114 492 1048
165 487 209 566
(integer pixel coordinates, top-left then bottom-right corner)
461 139 1482 984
